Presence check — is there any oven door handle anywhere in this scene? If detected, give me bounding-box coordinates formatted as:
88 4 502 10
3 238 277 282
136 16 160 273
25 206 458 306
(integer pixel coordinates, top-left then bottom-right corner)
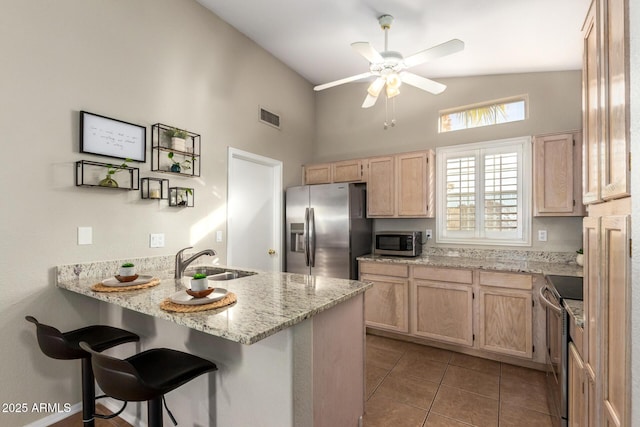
539 286 562 314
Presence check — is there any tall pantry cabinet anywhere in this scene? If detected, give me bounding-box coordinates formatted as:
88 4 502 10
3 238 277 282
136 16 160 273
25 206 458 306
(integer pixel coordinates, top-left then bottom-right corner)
581 0 631 426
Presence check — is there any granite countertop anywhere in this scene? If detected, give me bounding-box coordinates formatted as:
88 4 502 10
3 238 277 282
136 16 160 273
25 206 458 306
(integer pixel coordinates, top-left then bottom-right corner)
564 299 584 328
56 257 372 345
357 252 583 277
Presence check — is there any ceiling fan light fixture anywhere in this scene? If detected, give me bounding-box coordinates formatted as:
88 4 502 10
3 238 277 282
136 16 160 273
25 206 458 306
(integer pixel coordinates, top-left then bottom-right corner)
367 78 385 97
386 85 400 98
386 72 402 89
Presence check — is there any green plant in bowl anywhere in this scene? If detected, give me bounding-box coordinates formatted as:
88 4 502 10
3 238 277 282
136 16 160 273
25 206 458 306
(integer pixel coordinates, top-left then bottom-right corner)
192 273 207 280
99 158 132 188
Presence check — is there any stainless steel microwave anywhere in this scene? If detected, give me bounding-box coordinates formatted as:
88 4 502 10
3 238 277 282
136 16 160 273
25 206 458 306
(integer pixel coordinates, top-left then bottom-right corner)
374 231 422 257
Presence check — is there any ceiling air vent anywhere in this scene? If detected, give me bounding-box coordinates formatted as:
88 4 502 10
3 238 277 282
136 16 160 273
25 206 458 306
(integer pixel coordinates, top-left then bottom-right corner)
259 106 281 130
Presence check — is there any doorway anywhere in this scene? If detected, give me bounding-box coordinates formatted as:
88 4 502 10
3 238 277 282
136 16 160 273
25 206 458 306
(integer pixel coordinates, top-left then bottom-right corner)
227 147 283 272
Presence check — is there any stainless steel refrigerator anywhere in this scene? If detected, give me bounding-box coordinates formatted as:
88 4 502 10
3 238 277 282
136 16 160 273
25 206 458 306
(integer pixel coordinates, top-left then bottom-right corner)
285 183 372 279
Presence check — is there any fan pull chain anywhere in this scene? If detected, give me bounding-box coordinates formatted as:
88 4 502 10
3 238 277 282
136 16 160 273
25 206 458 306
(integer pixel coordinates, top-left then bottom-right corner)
383 95 397 130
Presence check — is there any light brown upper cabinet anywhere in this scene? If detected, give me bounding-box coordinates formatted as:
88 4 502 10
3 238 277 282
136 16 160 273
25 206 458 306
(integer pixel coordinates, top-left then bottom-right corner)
582 0 630 205
533 131 585 216
367 150 435 218
302 159 367 185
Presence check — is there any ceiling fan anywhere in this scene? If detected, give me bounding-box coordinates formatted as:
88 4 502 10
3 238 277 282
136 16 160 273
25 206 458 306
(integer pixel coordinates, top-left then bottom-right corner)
313 14 464 108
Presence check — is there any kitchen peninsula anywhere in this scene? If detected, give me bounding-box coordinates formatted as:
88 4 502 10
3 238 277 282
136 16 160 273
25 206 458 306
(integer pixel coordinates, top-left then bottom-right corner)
56 255 372 427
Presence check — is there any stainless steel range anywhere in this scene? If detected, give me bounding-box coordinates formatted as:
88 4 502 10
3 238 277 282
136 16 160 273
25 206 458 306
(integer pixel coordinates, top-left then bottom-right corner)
540 274 583 427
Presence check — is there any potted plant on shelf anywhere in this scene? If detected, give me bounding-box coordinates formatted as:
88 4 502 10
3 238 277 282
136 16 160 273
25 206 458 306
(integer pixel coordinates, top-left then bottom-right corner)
576 248 584 266
166 127 188 151
176 188 193 206
99 158 132 188
168 152 192 173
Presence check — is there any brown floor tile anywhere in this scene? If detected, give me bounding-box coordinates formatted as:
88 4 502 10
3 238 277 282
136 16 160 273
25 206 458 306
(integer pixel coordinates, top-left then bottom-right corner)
499 401 554 427
404 343 453 364
449 352 501 376
500 373 551 415
364 393 428 427
367 344 404 370
442 365 499 399
501 363 547 385
366 334 411 353
366 364 389 398
424 412 474 426
392 351 448 383
431 385 499 427
373 371 439 410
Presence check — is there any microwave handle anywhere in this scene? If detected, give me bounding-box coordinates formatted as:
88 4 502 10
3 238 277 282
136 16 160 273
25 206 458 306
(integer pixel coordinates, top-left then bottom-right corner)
539 286 562 314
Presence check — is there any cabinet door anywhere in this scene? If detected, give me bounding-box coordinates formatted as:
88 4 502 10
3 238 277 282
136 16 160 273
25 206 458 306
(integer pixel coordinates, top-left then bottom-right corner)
582 215 600 408
304 163 332 185
361 273 409 333
601 215 630 427
478 287 533 359
533 132 585 216
582 0 601 205
367 156 395 217
396 151 434 217
332 159 366 183
569 342 587 427
412 280 473 346
601 0 629 201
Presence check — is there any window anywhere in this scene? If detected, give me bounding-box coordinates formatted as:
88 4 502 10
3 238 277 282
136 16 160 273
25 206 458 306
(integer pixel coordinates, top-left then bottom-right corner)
436 137 532 246
439 96 527 133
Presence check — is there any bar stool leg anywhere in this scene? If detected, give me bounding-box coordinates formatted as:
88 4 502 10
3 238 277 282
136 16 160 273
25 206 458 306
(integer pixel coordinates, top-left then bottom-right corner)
148 396 163 427
81 358 95 427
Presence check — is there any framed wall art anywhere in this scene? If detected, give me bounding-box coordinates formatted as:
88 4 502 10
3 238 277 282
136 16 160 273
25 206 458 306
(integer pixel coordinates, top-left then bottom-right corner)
80 111 146 162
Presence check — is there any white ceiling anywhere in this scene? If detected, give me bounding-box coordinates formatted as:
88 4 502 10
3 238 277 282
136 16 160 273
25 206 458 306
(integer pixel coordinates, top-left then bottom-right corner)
196 0 590 88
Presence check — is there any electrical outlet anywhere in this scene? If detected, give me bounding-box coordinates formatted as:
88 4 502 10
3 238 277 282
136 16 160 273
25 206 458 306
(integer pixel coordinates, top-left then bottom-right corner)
150 233 165 248
425 229 433 240
538 230 548 242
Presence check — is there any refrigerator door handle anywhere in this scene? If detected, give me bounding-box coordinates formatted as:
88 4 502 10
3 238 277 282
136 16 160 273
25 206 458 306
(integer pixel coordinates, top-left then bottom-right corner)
304 207 310 267
309 207 316 267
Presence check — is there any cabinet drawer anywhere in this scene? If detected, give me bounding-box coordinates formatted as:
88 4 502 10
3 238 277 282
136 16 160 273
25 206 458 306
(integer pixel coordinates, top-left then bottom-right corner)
412 266 473 284
360 262 408 278
479 271 532 290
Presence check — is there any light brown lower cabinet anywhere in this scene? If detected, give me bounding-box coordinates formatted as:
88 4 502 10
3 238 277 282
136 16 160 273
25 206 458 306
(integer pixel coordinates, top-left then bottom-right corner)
569 341 587 427
360 263 409 333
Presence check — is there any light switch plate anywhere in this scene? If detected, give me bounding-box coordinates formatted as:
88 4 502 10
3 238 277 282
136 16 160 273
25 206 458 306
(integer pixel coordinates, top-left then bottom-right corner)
78 227 92 245
150 233 165 248
216 230 223 242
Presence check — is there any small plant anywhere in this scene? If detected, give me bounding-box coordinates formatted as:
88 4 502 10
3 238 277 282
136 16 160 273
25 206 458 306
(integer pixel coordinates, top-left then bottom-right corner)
166 127 188 139
168 152 192 172
121 262 134 268
576 248 583 254
99 158 132 187
192 273 207 280
176 188 193 206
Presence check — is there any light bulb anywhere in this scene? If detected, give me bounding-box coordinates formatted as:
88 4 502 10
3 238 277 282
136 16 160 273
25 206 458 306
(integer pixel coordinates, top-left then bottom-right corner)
386 85 400 98
386 73 402 89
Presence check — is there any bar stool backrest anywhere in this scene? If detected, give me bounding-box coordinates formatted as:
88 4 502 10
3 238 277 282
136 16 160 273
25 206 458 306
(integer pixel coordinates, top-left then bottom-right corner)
25 316 85 360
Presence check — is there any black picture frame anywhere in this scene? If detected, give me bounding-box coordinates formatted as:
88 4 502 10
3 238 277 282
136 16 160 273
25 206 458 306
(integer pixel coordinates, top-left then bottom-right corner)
80 111 146 162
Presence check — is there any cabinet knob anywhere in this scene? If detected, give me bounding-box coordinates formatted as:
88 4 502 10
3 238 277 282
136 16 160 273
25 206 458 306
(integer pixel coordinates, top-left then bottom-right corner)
268 249 276 255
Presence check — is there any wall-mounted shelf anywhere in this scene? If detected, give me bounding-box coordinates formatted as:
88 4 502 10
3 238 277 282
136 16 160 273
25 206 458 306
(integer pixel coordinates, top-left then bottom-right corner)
151 123 201 177
141 177 169 200
75 160 139 190
169 187 194 207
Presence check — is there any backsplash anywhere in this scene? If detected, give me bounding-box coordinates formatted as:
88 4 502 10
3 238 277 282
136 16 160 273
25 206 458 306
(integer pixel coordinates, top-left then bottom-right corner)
421 247 577 264
56 255 176 283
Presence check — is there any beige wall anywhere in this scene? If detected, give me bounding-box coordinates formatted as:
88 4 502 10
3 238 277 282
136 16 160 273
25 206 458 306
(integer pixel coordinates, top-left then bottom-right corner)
0 1 313 424
314 71 584 252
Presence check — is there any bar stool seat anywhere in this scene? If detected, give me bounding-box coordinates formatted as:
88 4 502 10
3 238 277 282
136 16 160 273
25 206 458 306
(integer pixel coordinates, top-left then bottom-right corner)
25 316 139 426
80 342 217 427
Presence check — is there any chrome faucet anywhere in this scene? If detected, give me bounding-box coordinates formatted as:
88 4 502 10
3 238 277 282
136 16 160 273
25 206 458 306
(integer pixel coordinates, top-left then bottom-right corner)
174 246 217 278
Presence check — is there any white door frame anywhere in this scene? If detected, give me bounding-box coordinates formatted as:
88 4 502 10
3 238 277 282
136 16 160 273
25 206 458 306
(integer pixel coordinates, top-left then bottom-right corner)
227 147 283 271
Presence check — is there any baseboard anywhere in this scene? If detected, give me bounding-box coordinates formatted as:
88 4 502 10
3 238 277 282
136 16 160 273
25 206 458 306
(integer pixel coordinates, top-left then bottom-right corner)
22 402 81 427
100 399 144 427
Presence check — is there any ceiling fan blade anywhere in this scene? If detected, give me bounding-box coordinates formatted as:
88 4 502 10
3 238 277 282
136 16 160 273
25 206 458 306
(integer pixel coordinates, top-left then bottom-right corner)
400 72 447 94
403 39 465 68
314 72 373 91
367 77 385 97
351 42 384 63
362 93 379 108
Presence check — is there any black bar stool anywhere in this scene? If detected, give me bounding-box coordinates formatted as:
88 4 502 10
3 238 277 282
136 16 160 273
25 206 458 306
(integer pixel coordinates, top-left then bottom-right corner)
79 341 217 427
25 316 140 427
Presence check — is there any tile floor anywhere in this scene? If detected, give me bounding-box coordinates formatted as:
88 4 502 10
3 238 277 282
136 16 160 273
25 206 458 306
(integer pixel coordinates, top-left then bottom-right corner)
365 334 555 427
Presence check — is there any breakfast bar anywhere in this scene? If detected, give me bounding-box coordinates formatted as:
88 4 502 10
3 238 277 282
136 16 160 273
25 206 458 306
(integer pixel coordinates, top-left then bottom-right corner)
56 256 372 427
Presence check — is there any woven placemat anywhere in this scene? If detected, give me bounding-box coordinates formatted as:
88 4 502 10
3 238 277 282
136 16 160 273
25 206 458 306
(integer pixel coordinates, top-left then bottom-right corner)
160 292 237 313
91 278 161 292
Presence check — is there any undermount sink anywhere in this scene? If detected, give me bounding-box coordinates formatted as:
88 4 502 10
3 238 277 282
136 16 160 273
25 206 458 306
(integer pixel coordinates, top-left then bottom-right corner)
183 266 257 281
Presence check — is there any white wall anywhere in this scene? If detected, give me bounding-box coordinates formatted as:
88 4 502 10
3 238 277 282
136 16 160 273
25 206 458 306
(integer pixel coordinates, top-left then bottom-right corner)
0 1 314 425
314 71 584 251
